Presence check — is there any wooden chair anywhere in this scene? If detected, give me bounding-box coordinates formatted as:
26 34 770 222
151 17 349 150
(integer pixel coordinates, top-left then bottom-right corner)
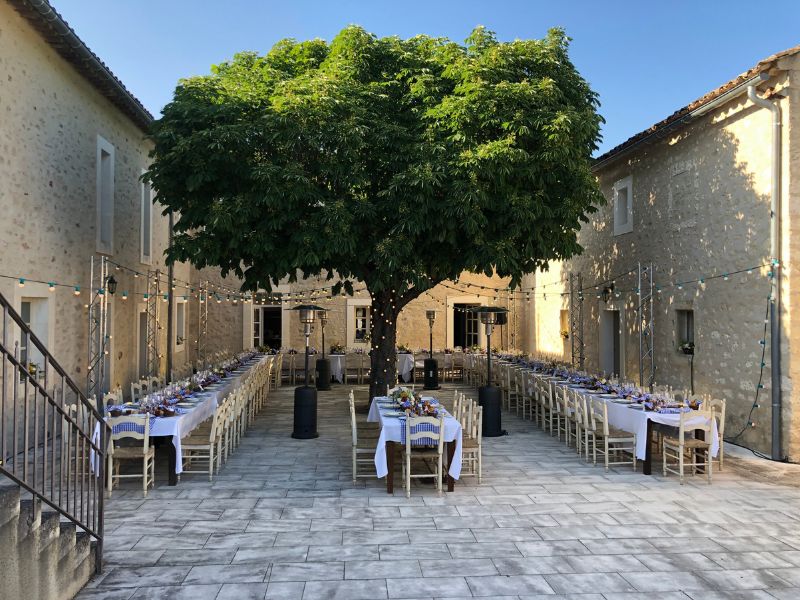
663 409 713 484
591 398 636 472
349 390 375 483
106 415 155 496
130 381 145 402
345 353 363 384
461 402 483 483
402 413 445 498
181 406 224 481
708 398 726 471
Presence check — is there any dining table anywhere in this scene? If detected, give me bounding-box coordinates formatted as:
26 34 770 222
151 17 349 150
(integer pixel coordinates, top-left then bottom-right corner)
328 353 416 384
531 370 719 475
95 355 265 485
367 395 463 493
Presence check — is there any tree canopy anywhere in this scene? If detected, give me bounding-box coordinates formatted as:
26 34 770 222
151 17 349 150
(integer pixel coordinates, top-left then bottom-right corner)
147 25 604 394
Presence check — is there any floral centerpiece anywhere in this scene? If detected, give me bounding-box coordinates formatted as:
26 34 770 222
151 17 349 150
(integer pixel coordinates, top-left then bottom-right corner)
397 344 412 354
390 387 442 417
330 343 346 354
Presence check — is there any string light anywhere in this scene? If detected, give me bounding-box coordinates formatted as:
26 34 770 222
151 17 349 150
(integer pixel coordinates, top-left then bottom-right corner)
18 278 24 288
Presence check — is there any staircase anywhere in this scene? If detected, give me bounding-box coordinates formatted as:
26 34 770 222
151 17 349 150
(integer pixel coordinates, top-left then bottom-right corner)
0 486 96 600
0 291 108 600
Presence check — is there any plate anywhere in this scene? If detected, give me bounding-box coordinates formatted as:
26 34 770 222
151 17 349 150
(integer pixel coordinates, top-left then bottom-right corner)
176 402 195 407
383 410 405 417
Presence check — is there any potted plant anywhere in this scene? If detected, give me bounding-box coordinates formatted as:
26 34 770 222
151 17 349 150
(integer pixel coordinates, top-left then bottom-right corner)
560 329 569 340
679 341 694 355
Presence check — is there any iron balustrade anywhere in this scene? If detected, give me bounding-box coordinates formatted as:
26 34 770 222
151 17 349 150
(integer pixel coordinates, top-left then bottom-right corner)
0 290 107 573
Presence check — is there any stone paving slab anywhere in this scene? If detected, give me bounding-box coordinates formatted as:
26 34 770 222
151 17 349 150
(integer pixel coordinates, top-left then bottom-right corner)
78 382 800 599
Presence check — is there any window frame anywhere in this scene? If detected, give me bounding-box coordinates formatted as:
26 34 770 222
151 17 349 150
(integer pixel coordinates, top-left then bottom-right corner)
354 306 370 342
675 308 695 349
612 175 633 236
140 169 152 265
175 299 186 350
96 135 115 254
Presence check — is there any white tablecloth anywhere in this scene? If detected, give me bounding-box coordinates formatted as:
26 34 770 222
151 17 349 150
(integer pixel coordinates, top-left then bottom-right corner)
329 355 346 383
94 357 264 475
397 354 414 383
367 397 463 479
547 378 720 461
329 353 415 384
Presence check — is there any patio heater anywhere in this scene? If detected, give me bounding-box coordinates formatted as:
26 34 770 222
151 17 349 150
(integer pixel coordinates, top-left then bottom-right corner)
291 304 323 439
471 306 508 437
423 310 439 390
315 308 331 391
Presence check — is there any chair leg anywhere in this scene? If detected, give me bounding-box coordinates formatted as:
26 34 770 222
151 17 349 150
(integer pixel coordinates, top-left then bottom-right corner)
405 454 411 499
143 457 148 497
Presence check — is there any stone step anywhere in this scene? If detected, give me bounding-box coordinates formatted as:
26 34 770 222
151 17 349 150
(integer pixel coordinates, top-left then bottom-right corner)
0 485 20 528
57 521 76 562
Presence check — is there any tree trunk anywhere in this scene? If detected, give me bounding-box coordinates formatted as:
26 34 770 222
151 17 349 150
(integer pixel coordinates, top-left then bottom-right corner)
368 291 400 400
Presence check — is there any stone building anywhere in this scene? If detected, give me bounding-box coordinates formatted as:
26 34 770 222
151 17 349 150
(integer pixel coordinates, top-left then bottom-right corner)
523 45 799 458
0 0 518 414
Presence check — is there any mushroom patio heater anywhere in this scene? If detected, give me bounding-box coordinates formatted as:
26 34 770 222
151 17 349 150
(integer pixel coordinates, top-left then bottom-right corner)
291 304 323 439
315 308 331 391
423 310 439 390
471 306 508 437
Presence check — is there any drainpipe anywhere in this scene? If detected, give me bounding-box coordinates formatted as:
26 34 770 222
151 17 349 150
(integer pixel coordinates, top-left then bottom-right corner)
747 81 782 461
166 211 175 383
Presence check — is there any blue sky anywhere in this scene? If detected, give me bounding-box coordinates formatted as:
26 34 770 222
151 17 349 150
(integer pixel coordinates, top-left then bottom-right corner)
55 0 800 155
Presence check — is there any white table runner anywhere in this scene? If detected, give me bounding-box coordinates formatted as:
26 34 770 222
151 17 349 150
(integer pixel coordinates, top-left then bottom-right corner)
367 396 463 479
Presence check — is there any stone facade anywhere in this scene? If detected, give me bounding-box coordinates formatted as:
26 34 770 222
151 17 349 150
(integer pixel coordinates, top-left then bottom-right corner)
523 55 799 458
0 1 517 414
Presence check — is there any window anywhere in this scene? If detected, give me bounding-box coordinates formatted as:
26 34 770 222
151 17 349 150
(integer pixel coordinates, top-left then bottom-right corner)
613 175 633 236
253 306 261 347
464 309 479 347
19 298 49 380
560 309 569 339
20 301 31 368
176 301 186 348
96 136 115 254
140 173 152 264
676 309 694 351
354 306 370 341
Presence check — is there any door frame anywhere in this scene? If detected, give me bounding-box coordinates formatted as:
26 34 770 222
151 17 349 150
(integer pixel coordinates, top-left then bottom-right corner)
598 299 625 379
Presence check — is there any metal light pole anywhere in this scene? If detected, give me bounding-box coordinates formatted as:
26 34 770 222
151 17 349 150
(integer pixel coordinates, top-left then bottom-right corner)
423 310 439 390
316 309 331 391
472 306 508 437
291 304 323 439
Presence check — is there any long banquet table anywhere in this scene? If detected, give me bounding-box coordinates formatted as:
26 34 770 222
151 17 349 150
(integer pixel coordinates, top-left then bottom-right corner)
367 396 463 493
97 355 265 485
527 368 719 475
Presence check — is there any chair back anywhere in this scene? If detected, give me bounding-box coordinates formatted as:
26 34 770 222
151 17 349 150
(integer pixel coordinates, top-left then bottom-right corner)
405 413 444 452
679 408 714 441
108 414 151 447
468 403 482 442
348 390 359 446
104 388 122 406
130 381 143 402
709 398 726 437
591 397 610 436
346 353 361 368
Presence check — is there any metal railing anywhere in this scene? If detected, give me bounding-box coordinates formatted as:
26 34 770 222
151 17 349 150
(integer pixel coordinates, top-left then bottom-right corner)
0 290 107 572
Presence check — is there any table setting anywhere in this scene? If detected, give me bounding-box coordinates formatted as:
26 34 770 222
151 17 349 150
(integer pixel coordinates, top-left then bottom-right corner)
368 387 463 493
93 352 263 482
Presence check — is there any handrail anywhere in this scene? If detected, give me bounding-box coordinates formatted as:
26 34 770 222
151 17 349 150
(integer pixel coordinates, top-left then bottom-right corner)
0 291 107 573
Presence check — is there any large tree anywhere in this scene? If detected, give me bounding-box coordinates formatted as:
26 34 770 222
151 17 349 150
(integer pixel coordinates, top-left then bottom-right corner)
147 26 604 398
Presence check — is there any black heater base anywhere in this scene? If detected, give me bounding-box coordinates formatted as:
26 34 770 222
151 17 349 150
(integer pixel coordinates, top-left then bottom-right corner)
423 358 439 390
291 386 319 439
478 385 504 437
316 358 331 391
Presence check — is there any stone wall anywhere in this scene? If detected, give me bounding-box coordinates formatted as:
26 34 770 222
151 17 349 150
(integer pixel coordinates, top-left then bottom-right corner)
523 65 798 458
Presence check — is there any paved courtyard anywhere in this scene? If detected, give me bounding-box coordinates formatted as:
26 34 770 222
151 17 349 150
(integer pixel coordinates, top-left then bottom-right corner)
78 382 800 600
